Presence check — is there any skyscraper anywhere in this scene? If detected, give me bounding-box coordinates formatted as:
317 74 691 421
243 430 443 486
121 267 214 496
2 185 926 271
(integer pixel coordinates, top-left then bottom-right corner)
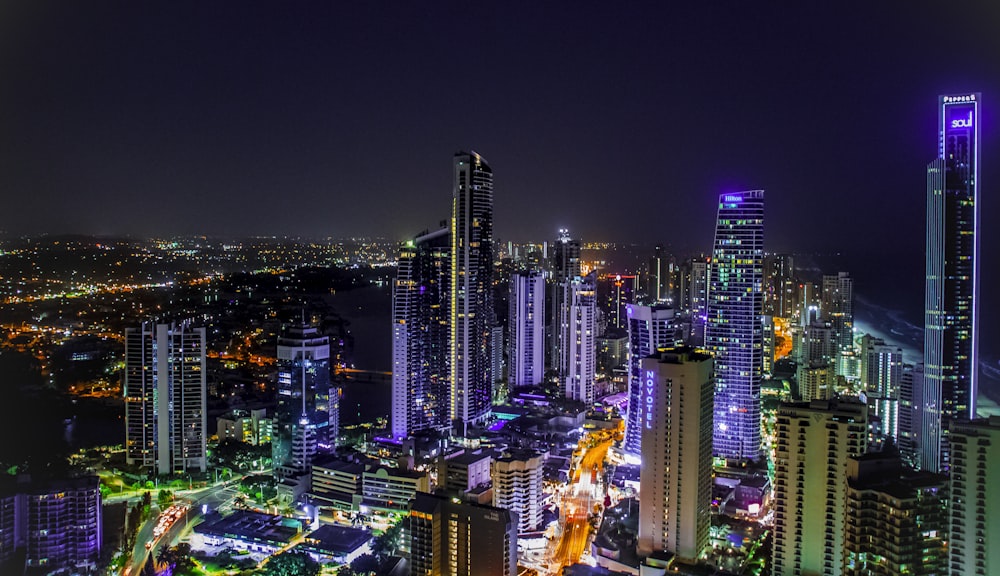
274 322 333 479
922 92 981 473
547 229 581 370
822 272 854 351
561 273 597 403
859 334 903 444
124 320 207 475
623 303 678 456
637 347 713 561
450 151 495 432
509 270 546 388
706 190 765 461
492 449 545 534
391 226 451 439
772 398 868 576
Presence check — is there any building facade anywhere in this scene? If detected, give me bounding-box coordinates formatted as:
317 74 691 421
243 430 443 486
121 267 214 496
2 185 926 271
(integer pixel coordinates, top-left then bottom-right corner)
637 347 713 561
509 270 546 388
860 335 903 445
408 491 517 576
492 450 545 534
948 417 1000 575
922 93 981 473
124 320 207 475
547 229 582 371
706 190 765 461
391 226 451 439
561 274 597 403
273 322 333 479
450 151 495 432
623 304 678 456
772 399 868 576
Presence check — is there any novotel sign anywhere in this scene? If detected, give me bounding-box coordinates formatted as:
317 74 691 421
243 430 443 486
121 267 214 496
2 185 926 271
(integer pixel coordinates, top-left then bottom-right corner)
644 370 655 429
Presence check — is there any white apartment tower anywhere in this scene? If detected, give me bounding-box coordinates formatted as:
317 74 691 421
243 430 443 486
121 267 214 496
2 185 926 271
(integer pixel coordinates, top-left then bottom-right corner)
124 320 207 475
623 304 678 456
492 450 545 534
637 347 714 562
561 274 597 403
509 270 545 388
949 417 1000 576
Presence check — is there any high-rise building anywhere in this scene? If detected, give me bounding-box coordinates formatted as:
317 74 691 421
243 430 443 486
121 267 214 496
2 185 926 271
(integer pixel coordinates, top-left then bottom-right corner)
547 229 582 370
392 226 451 440
764 254 796 319
509 270 546 388
772 398 867 576
561 274 597 403
600 274 639 331
647 245 675 304
492 449 545 534
948 416 1000 575
844 451 948 576
124 320 207 475
822 272 854 351
922 93 981 473
898 363 920 469
859 335 903 444
408 491 517 576
273 322 333 479
623 304 678 456
637 347 713 561
706 190 765 461
451 151 495 432
1 476 103 574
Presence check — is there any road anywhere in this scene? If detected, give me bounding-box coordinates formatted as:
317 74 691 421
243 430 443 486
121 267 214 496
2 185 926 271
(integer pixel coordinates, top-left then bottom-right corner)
123 481 241 576
546 435 615 574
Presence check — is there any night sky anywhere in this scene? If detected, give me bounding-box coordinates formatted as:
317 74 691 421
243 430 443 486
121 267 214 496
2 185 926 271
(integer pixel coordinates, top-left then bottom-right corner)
1 3 1000 382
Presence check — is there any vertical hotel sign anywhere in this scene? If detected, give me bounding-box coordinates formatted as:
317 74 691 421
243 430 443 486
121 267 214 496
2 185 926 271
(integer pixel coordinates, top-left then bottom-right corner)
644 370 655 429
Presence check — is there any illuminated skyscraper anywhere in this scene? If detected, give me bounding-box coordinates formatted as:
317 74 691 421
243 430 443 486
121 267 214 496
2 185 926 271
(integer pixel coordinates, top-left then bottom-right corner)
124 320 207 475
392 226 451 439
561 274 597 403
273 322 333 479
509 270 545 388
450 151 495 432
623 303 678 456
637 347 713 561
949 417 1000 575
921 93 981 473
706 190 765 461
772 398 868 576
547 229 581 370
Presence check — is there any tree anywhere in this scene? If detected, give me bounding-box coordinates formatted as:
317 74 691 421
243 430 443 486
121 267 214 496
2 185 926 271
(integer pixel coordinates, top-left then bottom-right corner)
371 522 403 558
349 554 380 575
157 489 173 509
261 550 320 576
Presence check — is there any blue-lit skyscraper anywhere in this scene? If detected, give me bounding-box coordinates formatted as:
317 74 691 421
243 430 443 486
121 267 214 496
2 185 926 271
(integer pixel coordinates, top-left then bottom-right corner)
920 93 981 473
450 151 495 433
273 322 333 479
623 303 678 457
706 190 764 461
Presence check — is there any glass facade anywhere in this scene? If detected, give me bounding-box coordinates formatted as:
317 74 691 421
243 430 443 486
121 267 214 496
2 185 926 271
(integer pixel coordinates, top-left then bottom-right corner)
706 190 764 461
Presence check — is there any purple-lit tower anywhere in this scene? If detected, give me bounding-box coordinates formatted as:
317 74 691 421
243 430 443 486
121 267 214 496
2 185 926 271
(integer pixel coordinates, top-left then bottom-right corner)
706 190 764 461
919 93 982 473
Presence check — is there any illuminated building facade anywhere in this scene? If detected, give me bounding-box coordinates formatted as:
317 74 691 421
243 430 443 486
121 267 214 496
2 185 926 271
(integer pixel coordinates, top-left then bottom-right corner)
274 322 333 479
706 190 765 461
509 270 546 388
547 229 581 370
450 151 495 431
772 398 867 576
492 449 545 533
9 477 103 574
561 274 597 403
637 347 713 561
408 492 517 576
124 320 207 475
949 417 1000 575
859 335 903 444
391 226 451 439
623 303 679 456
921 93 981 473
